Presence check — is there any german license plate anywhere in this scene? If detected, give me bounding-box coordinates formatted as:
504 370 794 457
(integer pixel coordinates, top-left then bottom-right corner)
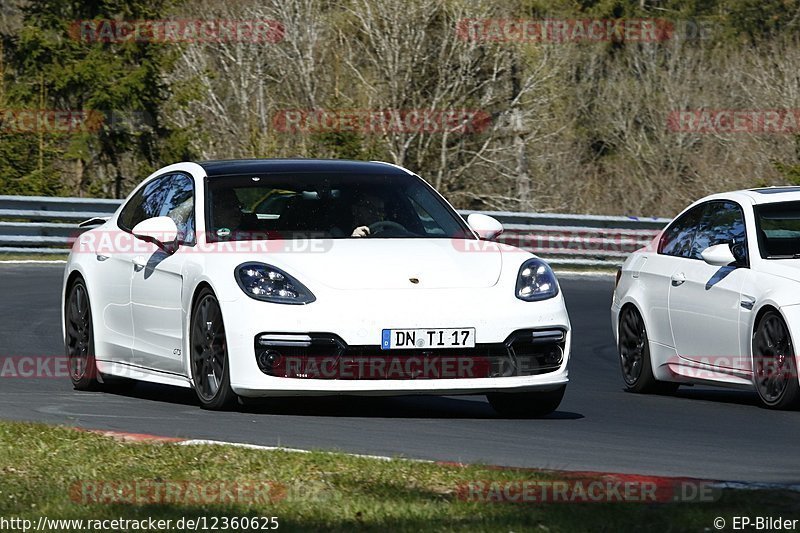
381 328 475 350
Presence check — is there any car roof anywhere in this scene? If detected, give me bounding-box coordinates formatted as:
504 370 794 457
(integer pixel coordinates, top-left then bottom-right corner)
196 159 414 177
740 186 800 204
684 187 800 210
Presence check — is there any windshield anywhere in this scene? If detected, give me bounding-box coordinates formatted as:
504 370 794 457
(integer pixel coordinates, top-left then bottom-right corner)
205 172 473 241
755 201 800 258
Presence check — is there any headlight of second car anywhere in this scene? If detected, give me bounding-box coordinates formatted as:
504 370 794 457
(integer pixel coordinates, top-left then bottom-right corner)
515 258 559 302
235 262 316 304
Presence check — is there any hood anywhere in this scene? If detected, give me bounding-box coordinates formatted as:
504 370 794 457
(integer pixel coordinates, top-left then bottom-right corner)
263 238 503 290
755 260 800 283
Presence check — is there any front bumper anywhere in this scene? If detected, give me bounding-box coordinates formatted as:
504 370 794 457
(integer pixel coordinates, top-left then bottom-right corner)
220 286 571 397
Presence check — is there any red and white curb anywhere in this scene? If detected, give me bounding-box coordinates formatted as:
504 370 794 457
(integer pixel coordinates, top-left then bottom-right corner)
81 428 800 492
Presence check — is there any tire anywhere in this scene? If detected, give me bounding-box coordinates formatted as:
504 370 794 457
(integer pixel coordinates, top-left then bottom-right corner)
487 385 566 418
752 310 800 410
618 305 678 395
190 288 238 410
65 278 101 391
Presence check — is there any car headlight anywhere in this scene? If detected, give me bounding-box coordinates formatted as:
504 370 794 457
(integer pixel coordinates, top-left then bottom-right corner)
235 262 316 304
515 258 559 302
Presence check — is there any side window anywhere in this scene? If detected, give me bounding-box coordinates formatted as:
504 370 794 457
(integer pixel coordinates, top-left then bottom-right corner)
118 174 174 232
161 174 195 245
690 201 746 261
659 205 703 258
118 173 196 246
407 196 446 236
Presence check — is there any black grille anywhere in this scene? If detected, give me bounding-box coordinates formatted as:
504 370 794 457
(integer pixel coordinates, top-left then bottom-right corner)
254 329 565 380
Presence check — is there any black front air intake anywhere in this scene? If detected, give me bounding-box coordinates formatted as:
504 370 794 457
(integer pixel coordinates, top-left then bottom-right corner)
253 329 566 380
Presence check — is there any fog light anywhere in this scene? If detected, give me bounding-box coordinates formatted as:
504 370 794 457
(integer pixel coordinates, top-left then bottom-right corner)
544 346 563 366
257 350 282 372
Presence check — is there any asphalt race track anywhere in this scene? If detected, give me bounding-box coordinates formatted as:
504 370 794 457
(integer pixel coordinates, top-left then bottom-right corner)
1 264 797 484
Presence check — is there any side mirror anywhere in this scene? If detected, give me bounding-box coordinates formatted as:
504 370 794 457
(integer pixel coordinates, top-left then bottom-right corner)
700 244 736 267
467 213 504 240
131 216 179 253
730 241 748 265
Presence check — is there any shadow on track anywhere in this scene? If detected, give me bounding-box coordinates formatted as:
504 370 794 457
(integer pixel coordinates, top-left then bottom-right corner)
99 382 584 420
618 385 761 408
671 387 761 407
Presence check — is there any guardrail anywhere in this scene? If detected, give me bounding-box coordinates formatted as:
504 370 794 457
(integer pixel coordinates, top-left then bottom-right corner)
460 210 667 267
0 195 670 268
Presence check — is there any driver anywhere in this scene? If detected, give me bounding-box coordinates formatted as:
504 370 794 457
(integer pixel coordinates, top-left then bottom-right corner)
212 188 244 239
351 192 387 237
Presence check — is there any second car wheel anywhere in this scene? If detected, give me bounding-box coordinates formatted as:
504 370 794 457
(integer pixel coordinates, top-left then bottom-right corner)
618 305 678 395
190 288 238 410
753 310 800 410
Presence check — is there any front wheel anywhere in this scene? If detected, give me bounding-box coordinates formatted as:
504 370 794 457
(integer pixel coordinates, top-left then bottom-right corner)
753 310 800 410
618 305 678 395
190 289 238 410
65 279 101 391
487 385 566 418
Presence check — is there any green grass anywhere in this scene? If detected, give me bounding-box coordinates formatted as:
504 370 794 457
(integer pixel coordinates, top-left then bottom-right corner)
0 421 797 532
0 253 67 261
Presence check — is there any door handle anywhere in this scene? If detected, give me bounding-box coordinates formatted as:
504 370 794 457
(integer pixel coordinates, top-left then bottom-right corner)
95 254 109 262
670 272 686 286
133 256 147 272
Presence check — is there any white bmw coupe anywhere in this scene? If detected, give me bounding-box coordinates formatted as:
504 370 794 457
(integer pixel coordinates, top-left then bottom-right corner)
63 159 570 415
612 187 800 409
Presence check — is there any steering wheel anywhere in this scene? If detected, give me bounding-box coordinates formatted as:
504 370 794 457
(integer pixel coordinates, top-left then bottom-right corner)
368 220 407 236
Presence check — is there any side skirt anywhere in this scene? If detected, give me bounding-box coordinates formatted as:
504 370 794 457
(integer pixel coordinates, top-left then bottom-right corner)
96 360 193 389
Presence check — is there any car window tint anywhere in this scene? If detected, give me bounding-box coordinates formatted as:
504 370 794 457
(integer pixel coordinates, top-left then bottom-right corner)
691 201 746 260
118 173 195 246
659 205 703 258
206 173 470 241
118 174 175 232
407 190 448 236
755 201 800 258
161 174 195 245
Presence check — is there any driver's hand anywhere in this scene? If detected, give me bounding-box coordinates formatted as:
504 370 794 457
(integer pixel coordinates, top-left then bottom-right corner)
351 226 370 237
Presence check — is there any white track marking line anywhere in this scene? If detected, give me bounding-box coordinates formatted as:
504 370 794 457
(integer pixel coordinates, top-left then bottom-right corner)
178 439 408 462
0 260 67 264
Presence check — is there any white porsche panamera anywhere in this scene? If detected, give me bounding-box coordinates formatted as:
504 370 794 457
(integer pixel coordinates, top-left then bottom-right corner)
612 187 800 409
62 159 571 415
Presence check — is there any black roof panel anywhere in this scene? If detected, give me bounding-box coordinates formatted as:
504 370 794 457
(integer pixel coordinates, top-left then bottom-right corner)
197 159 411 177
750 186 800 195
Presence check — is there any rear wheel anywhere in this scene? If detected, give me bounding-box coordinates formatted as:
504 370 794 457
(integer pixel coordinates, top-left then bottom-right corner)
487 385 566 418
65 279 100 391
753 310 800 410
190 289 238 410
618 305 678 394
